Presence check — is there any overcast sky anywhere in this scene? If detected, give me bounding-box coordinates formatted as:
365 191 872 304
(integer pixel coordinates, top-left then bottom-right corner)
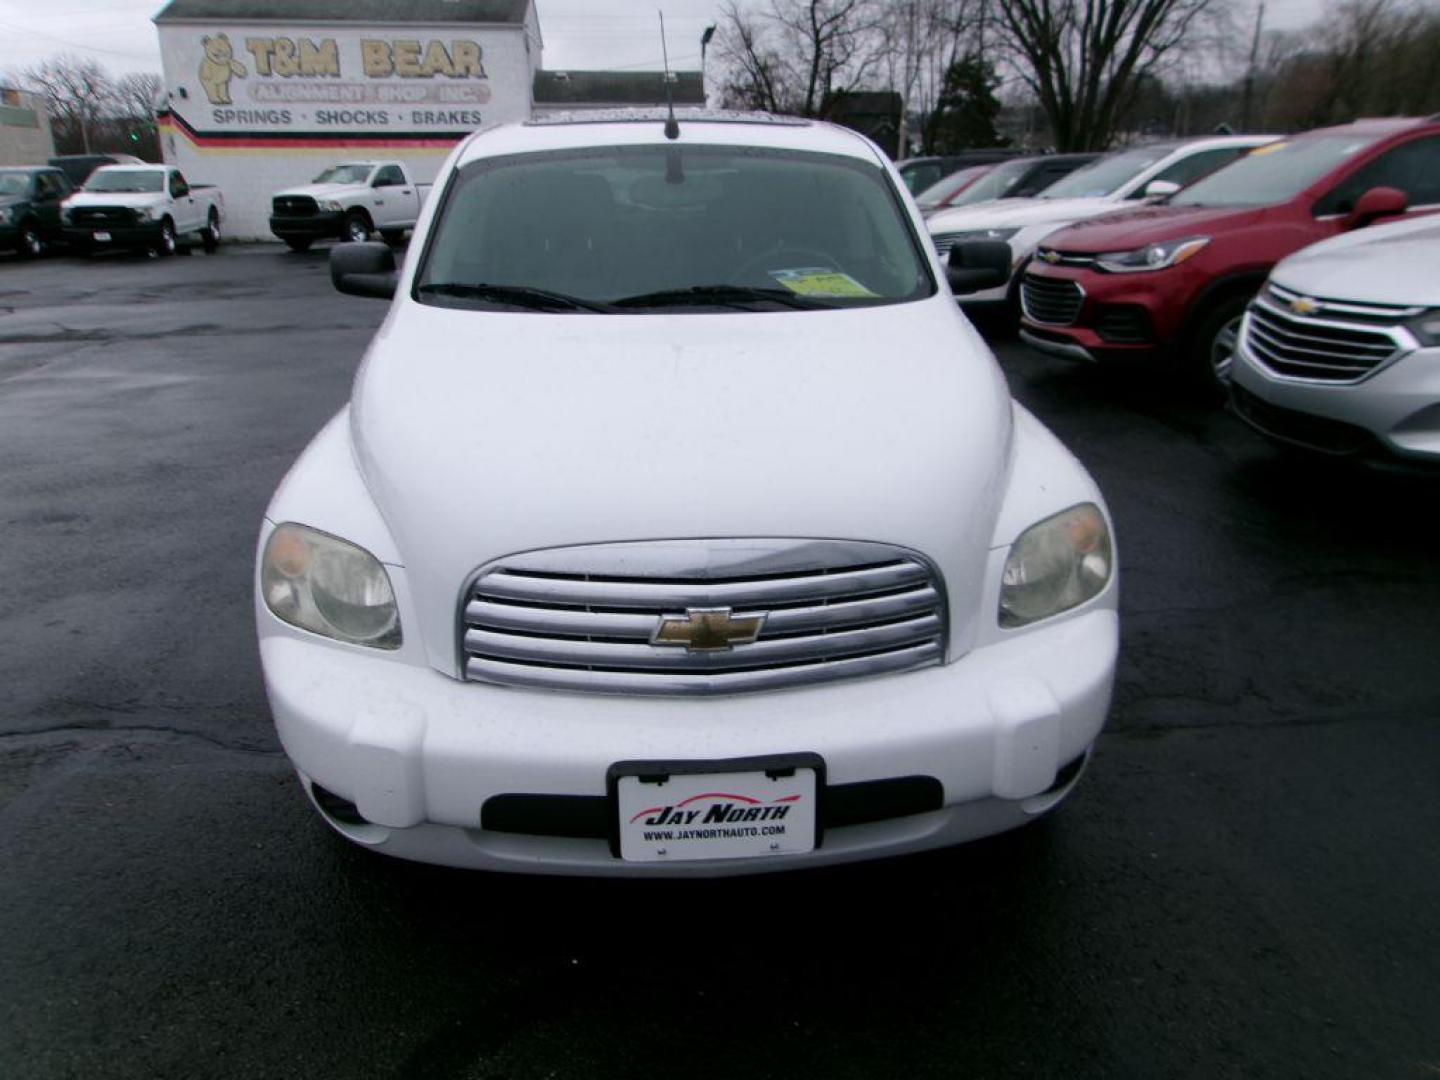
0 0 1326 82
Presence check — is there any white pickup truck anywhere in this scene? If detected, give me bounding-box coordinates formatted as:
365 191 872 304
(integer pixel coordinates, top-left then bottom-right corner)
269 162 432 250
63 165 224 255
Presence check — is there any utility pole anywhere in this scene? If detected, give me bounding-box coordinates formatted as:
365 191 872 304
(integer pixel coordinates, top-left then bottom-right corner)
1241 1 1265 132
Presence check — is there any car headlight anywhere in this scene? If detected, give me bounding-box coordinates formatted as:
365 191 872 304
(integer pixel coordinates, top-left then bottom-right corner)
1095 236 1209 273
261 523 402 649
937 227 1019 245
1406 309 1440 347
1000 503 1113 628
319 200 344 212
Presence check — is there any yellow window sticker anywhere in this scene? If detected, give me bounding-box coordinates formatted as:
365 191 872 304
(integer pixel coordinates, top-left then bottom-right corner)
1248 142 1287 156
769 267 879 298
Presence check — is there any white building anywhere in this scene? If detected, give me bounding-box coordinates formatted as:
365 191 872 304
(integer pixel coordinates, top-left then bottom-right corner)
153 0 543 239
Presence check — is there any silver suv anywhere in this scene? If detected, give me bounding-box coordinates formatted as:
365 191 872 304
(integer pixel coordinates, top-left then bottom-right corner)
1231 214 1440 467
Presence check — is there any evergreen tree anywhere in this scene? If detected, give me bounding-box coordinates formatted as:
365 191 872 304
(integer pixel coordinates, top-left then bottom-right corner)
930 55 1007 151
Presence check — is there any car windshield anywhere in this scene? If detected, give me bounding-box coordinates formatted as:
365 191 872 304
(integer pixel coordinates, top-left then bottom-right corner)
313 165 374 184
0 172 31 196
1171 134 1383 208
417 143 935 313
84 170 163 193
944 159 1036 207
1040 147 1171 199
915 165 990 209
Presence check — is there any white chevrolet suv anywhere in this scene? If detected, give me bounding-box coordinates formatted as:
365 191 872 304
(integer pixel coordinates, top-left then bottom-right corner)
1231 213 1440 467
256 110 1119 876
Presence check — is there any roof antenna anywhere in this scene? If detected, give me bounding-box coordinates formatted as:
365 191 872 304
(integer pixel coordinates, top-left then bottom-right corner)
659 10 680 140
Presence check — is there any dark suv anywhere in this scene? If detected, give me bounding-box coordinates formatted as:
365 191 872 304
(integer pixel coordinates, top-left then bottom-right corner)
0 167 73 257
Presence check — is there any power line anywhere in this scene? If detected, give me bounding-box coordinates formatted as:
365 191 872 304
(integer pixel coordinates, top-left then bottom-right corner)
0 17 158 61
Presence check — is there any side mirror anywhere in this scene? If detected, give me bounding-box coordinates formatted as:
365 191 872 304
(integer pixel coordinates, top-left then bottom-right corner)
1346 186 1408 230
946 240 1011 295
331 242 397 299
1144 179 1180 200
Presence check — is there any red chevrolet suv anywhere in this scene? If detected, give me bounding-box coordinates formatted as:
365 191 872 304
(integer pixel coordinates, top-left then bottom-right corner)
1017 117 1440 392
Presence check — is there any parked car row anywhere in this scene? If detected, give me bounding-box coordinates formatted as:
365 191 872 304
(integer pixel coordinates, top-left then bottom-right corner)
936 116 1440 470
1 157 430 259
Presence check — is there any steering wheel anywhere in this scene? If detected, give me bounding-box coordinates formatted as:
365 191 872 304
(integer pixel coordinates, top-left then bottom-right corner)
729 247 840 285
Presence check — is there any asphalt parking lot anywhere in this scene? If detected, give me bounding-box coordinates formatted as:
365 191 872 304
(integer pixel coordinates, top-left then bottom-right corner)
1 243 1437 1080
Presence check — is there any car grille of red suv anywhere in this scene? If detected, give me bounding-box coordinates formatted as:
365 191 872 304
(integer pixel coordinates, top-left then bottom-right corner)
1021 274 1084 325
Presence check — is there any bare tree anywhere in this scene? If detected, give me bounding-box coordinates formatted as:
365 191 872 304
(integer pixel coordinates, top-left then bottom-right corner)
24 54 113 154
716 0 886 117
997 0 1226 150
111 72 163 124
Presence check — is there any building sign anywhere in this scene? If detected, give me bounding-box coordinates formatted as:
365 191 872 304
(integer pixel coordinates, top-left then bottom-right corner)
164 26 530 143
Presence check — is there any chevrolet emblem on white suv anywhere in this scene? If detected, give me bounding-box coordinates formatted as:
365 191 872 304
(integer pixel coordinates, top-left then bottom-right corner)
651 608 766 651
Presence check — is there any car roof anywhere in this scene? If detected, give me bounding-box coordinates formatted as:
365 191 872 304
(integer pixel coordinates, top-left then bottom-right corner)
1298 116 1436 138
459 108 880 167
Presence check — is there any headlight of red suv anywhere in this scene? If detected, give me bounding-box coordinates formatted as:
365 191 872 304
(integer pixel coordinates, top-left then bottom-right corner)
1095 236 1210 273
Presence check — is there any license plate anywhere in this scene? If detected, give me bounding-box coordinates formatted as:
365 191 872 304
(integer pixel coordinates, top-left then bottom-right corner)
93 231 111 242
613 759 819 863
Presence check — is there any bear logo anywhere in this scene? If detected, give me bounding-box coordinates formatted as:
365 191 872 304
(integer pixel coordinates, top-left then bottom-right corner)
199 34 247 105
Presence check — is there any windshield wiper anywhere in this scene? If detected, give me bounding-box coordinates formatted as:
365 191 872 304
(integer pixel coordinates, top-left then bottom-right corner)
416 282 614 313
610 285 833 311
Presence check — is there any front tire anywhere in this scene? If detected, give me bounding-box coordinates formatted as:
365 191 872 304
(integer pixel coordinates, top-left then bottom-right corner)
283 237 313 252
17 224 43 259
154 218 177 257
201 209 221 253
343 212 371 244
1186 294 1251 400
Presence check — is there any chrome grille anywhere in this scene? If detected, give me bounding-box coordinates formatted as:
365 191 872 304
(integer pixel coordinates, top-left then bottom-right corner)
461 539 947 696
1245 293 1407 383
70 206 137 226
1021 274 1084 325
272 195 318 217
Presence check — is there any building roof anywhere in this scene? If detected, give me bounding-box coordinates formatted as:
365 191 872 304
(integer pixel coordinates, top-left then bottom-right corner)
154 0 530 24
532 70 705 108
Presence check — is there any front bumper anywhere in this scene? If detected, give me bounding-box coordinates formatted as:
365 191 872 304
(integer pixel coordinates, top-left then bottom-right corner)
269 211 347 241
1231 333 1440 465
262 606 1117 876
63 221 162 248
1019 262 1200 361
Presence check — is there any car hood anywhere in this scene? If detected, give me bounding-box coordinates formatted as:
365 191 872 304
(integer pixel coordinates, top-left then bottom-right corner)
66 190 163 209
1044 204 1265 253
0 195 26 210
275 182 367 200
1271 215 1440 307
350 297 1014 666
926 196 1119 235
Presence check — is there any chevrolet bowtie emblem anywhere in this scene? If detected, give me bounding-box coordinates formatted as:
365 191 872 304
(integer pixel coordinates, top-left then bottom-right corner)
652 607 766 652
1290 296 1322 316
1039 250 1061 264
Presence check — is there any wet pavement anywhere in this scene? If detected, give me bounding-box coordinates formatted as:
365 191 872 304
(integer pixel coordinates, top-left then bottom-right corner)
1 245 1437 1079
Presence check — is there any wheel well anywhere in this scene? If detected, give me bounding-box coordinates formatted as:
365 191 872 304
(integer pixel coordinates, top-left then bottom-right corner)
1183 273 1267 339
348 207 374 228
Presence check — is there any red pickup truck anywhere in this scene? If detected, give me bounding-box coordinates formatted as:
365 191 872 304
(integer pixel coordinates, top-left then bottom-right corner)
1016 116 1440 393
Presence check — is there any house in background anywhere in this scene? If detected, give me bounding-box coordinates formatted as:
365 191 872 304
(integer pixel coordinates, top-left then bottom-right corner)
0 86 55 166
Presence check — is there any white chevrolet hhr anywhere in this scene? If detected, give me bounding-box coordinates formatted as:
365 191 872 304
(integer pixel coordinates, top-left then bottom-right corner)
256 110 1118 876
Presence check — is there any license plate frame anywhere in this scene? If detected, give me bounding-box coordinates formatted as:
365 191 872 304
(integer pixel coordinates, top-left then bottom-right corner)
608 753 825 863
